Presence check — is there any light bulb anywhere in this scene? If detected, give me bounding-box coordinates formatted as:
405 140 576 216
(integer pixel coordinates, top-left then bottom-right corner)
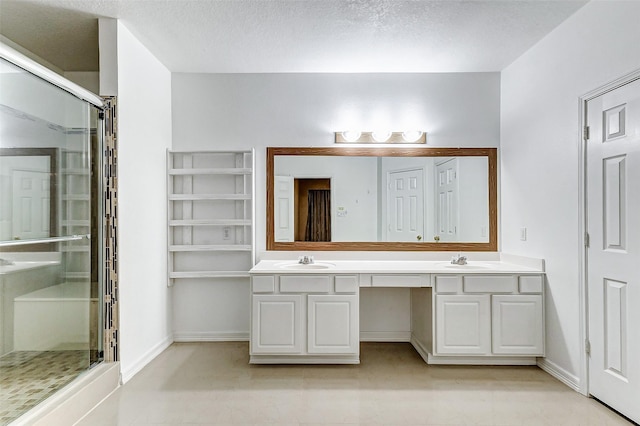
341 130 362 142
372 130 392 143
402 130 424 143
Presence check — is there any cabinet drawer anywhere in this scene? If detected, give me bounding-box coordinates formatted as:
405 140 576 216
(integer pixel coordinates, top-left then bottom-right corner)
519 275 543 294
435 275 460 293
252 276 275 293
463 275 515 293
371 274 424 287
335 275 358 293
280 275 332 293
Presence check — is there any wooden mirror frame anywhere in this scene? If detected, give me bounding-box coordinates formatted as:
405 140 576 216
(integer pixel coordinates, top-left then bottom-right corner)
267 147 498 251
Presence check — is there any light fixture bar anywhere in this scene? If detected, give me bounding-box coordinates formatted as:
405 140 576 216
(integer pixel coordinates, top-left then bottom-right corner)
335 131 426 144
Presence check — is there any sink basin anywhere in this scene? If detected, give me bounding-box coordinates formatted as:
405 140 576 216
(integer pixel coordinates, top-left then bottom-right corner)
276 262 335 270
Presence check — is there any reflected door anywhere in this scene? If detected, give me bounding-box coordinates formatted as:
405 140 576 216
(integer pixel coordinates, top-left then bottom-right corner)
274 176 294 242
12 169 50 240
435 159 459 242
586 77 640 424
386 168 424 242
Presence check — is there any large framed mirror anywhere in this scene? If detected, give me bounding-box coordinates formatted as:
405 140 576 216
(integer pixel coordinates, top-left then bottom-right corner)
267 147 497 251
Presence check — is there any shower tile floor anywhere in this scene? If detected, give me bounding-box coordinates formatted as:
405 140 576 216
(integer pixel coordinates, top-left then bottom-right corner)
0 350 88 425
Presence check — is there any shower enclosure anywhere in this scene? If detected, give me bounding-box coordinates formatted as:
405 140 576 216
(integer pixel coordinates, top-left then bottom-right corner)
0 54 104 425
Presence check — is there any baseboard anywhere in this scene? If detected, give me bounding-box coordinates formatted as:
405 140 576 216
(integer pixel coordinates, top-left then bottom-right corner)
537 357 581 392
173 331 249 342
360 331 411 342
250 355 359 364
11 362 120 426
410 334 430 363
120 335 172 383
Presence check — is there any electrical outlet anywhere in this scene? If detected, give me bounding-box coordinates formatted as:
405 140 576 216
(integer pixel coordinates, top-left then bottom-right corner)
223 227 231 240
520 227 527 241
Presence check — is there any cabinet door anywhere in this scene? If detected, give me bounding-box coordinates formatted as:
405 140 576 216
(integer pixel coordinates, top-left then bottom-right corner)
251 295 303 354
435 294 490 355
492 295 544 355
307 295 359 354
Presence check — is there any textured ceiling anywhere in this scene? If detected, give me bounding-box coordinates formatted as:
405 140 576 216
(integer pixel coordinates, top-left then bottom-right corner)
0 0 587 73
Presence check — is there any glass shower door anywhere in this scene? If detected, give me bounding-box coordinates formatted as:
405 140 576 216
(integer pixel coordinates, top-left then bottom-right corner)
0 57 103 425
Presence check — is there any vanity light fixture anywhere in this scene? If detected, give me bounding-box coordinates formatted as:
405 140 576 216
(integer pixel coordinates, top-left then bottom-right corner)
341 130 362 142
335 131 426 144
402 130 424 143
372 130 392 143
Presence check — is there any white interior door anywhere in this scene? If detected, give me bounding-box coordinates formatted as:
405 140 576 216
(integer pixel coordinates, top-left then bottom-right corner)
386 168 424 242
586 77 640 424
435 159 459 242
274 176 294 242
12 169 49 240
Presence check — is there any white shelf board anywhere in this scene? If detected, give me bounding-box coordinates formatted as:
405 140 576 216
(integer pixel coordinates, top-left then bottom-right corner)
169 271 250 279
169 168 252 175
170 244 251 252
63 272 90 279
62 220 90 226
169 219 251 226
169 194 250 201
62 195 90 201
63 169 90 175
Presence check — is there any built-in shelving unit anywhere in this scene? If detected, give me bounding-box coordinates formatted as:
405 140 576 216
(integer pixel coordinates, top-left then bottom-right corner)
167 150 255 285
60 148 91 281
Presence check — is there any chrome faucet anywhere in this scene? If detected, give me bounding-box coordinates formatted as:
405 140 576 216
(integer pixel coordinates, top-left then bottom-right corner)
298 255 314 265
0 258 14 266
450 253 468 265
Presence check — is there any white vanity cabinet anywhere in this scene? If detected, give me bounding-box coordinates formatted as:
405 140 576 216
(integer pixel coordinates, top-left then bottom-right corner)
250 274 359 364
431 274 544 362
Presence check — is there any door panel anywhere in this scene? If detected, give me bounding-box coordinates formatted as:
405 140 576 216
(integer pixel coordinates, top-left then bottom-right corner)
587 77 640 423
251 295 303 354
492 295 544 355
387 168 424 242
435 159 458 242
435 294 490 355
274 176 294 242
307 295 358 354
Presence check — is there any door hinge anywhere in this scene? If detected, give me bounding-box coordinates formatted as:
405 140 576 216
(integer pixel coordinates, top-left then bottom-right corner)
583 126 590 141
98 111 105 120
585 339 591 356
585 232 590 248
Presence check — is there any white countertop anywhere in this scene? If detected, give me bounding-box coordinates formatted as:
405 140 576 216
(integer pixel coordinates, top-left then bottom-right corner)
250 259 544 275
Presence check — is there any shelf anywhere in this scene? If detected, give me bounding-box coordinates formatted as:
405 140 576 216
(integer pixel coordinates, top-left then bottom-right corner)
169 194 250 201
169 244 251 252
169 271 250 279
62 195 90 201
169 219 251 226
62 220 91 226
63 272 90 279
169 168 252 175
167 149 255 285
62 246 90 252
63 169 90 175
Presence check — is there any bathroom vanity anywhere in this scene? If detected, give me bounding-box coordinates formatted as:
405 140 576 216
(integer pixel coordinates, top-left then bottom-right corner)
249 255 544 365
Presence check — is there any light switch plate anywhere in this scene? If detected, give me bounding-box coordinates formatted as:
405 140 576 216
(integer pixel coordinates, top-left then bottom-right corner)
520 227 527 241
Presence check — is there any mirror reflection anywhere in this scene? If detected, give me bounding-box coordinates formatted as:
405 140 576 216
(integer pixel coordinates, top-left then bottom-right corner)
0 150 56 241
274 155 489 243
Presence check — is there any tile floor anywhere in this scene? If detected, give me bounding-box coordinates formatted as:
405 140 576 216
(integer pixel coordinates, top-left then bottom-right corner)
77 342 632 426
1 350 89 425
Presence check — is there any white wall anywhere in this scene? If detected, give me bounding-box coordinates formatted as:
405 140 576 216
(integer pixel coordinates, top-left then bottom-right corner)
100 19 173 382
172 72 500 340
501 1 640 389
